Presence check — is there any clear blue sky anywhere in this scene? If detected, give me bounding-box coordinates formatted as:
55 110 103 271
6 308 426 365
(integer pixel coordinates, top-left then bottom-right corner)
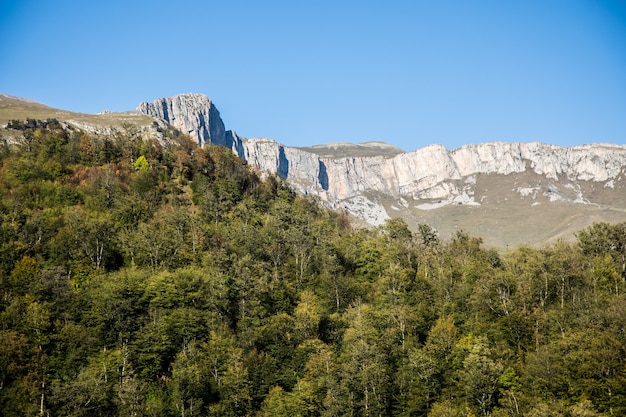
1 0 625 151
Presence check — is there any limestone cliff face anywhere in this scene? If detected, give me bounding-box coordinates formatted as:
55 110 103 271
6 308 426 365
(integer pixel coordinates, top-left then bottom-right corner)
240 140 626 202
136 94 626 227
137 94 228 147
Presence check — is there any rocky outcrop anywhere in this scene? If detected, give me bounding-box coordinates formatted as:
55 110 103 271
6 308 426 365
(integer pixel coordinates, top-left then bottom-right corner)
137 94 228 147
138 94 247 156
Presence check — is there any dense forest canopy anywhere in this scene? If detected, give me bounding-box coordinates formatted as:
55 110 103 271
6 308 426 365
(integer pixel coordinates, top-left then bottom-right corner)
1 120 625 416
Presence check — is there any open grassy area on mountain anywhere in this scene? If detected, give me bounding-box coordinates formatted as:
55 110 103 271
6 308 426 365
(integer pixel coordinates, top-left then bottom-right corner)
299 141 406 158
376 170 626 248
0 94 156 130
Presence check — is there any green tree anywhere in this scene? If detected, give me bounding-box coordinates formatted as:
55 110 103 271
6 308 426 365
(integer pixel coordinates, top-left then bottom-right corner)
455 335 503 416
417 223 439 247
401 347 440 415
171 342 210 417
122 207 187 270
331 302 391 417
577 222 626 281
0 330 35 417
134 155 150 172
58 206 120 271
257 385 315 417
293 290 322 343
52 348 120 416
207 356 252 417
7 255 40 295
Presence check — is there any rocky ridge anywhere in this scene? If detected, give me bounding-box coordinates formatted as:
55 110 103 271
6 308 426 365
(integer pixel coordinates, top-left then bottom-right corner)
135 94 626 235
241 139 626 212
6 92 621 245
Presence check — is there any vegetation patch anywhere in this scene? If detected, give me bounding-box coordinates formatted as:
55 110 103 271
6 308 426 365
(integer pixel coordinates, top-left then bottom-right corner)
0 120 624 416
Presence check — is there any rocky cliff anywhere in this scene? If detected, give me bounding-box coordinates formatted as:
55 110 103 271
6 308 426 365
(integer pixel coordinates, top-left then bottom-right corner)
137 94 225 147
302 141 626 200
240 139 626 213
5 91 624 245
137 94 626 244
137 94 247 157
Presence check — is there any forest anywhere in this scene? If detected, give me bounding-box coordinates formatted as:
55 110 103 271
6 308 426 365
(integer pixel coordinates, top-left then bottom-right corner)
0 119 625 416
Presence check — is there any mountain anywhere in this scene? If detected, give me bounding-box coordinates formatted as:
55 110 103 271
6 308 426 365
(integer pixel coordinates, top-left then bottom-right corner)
137 94 246 156
132 94 626 247
3 93 626 247
236 138 626 247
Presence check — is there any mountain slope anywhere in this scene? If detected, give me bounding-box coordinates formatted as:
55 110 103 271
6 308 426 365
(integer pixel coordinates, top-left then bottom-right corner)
238 138 626 246
132 95 626 247
3 92 626 247
0 94 159 132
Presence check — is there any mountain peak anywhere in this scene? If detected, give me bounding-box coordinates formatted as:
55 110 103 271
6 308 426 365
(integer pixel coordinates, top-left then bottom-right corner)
137 94 226 147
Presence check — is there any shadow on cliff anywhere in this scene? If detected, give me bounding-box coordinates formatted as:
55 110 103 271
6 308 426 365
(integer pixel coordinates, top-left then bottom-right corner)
278 146 289 178
318 160 329 191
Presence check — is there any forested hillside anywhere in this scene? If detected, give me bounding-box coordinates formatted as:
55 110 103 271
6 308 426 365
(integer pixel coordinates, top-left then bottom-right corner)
1 120 625 416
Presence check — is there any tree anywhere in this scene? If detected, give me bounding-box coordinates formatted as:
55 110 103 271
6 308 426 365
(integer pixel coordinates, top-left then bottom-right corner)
122 207 186 270
257 384 315 417
381 218 412 241
331 302 392 417
427 400 465 417
417 223 439 247
293 290 322 343
7 255 40 295
133 155 150 172
578 222 626 281
207 357 252 417
0 330 34 417
424 316 458 365
401 347 440 415
52 348 120 416
498 366 521 416
455 335 503 416
171 342 209 417
59 206 120 271
523 329 626 414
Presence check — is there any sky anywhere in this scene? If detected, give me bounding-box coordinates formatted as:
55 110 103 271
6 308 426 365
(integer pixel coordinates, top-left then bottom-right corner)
1 0 625 151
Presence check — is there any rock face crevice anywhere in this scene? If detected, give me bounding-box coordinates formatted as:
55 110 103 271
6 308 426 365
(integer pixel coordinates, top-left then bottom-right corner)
137 94 626 227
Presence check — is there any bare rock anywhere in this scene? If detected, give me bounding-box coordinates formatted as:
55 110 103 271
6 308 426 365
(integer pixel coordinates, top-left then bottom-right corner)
137 94 226 147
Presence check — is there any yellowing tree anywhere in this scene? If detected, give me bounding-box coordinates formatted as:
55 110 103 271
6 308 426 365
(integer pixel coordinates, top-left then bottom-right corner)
133 155 149 172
